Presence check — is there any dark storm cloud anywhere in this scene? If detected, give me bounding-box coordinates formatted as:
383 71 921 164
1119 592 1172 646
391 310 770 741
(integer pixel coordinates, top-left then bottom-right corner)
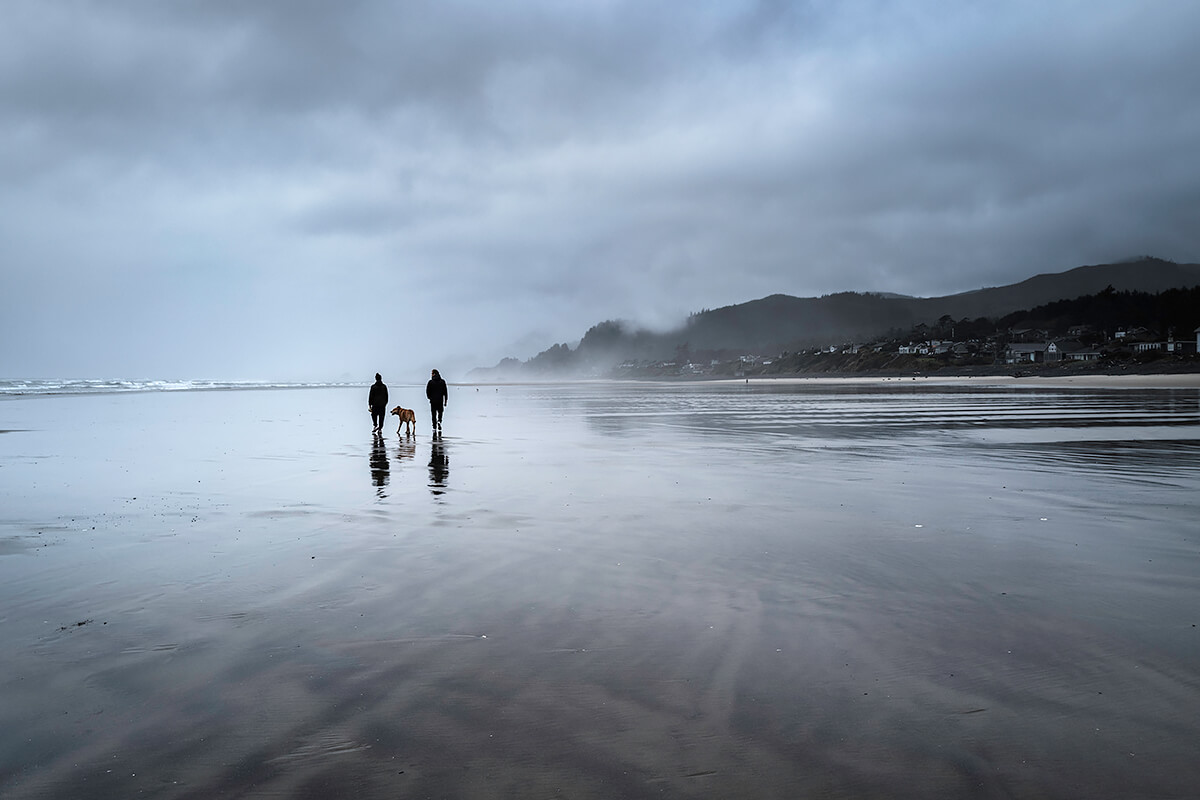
2 1 1198 380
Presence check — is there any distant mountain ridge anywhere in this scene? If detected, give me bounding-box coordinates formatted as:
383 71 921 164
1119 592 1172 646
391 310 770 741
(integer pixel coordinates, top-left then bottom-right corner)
471 258 1200 377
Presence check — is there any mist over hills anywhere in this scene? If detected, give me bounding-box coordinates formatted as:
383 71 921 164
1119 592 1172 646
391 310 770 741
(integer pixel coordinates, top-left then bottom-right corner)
470 258 1200 378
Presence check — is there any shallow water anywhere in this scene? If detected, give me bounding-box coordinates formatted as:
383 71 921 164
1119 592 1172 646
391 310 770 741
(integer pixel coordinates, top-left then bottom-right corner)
2 382 1198 799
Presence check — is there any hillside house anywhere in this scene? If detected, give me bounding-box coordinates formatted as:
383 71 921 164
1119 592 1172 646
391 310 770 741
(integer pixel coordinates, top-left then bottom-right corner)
1051 340 1090 361
1165 333 1190 353
1115 326 1152 341
1010 327 1049 342
1006 341 1088 363
1129 335 1195 354
1006 342 1048 363
1065 346 1103 362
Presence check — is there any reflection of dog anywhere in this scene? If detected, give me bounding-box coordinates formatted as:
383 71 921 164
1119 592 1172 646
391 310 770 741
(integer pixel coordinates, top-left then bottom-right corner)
390 405 416 436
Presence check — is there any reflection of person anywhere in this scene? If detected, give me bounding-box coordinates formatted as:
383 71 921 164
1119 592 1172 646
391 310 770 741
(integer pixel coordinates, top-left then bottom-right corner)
369 435 390 496
426 369 448 432
369 373 388 434
428 437 449 495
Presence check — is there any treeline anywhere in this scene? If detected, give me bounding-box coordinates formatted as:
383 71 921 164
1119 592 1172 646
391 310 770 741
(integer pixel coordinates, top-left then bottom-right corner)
994 285 1200 339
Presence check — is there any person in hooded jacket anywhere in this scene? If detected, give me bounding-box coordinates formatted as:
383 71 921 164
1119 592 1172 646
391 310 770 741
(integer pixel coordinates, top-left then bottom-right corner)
368 373 388 434
426 369 448 432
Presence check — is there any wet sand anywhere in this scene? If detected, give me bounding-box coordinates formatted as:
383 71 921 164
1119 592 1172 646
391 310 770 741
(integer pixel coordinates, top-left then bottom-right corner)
2 383 1199 798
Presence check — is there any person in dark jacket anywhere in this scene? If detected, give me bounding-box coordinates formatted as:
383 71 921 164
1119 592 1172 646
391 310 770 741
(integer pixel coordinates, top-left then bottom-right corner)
368 373 388 434
426 369 448 432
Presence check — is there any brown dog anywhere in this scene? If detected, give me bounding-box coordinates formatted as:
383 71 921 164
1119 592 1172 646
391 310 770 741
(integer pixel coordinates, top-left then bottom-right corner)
390 405 417 436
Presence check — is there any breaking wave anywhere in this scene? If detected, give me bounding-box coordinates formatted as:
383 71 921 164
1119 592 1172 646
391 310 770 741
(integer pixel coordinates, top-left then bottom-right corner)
0 379 359 396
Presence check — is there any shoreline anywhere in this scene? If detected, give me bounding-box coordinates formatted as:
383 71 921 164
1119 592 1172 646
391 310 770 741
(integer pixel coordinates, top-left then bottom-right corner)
720 372 1200 389
465 370 1200 390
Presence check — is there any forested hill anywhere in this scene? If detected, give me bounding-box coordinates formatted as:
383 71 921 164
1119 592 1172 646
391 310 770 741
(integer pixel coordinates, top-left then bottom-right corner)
470 258 1200 377
677 258 1200 353
910 259 1200 320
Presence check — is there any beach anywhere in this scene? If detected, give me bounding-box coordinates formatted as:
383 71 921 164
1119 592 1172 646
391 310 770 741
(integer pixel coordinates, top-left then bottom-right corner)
2 380 1199 799
732 372 1200 389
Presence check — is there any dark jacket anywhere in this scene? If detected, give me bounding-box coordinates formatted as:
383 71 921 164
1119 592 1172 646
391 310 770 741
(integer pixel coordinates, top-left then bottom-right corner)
368 380 388 409
426 376 448 407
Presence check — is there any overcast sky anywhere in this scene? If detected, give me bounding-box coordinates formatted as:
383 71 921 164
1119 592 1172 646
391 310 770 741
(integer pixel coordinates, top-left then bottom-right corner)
3 1 1198 382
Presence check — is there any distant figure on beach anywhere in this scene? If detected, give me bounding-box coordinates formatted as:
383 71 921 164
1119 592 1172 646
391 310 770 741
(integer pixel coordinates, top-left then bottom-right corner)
426 369 448 432
368 373 388 434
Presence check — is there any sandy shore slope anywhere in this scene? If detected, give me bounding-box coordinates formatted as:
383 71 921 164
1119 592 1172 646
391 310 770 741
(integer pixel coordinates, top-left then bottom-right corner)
726 372 1200 389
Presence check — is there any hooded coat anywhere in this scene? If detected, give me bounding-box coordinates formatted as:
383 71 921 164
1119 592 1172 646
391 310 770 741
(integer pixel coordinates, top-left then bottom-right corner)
369 378 388 410
426 373 447 408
